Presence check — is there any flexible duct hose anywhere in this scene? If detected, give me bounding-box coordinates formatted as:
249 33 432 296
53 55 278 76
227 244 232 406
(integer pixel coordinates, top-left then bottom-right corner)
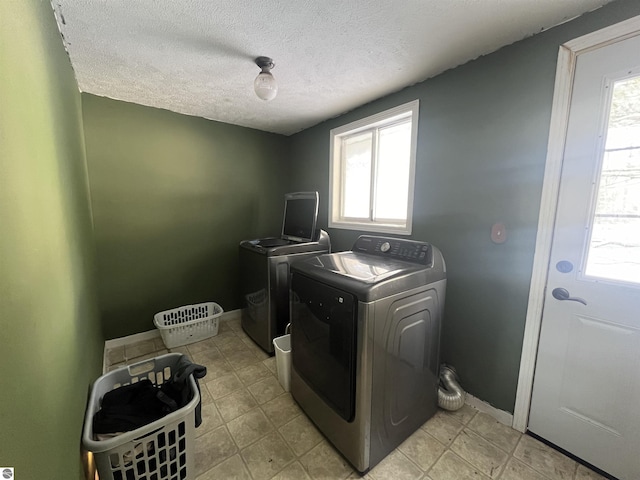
438 365 466 411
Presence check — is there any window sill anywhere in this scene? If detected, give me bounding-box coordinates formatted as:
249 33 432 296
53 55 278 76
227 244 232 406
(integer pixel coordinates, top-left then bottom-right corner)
329 220 412 236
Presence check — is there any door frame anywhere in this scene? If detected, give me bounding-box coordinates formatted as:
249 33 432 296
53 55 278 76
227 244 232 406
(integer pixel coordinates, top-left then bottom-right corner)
512 14 640 433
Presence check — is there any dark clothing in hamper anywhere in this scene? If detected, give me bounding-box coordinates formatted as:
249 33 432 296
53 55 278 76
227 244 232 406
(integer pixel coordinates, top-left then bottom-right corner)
93 358 206 436
164 355 207 427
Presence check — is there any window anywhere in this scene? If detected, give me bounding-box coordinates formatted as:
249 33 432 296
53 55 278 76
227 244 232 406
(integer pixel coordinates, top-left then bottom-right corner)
584 75 640 284
329 100 419 235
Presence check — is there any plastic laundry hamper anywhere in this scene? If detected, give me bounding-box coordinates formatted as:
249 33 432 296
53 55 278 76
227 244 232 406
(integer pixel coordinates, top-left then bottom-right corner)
82 353 199 480
154 302 223 348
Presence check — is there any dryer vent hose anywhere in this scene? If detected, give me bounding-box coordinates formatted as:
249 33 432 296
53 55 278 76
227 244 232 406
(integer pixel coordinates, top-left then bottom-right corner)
438 365 466 411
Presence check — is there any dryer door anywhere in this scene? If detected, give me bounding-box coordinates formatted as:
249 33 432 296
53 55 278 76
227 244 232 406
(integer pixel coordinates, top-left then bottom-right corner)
291 272 357 422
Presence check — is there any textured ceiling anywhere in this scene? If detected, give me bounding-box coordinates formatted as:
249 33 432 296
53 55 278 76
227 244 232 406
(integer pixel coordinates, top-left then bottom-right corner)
51 0 613 135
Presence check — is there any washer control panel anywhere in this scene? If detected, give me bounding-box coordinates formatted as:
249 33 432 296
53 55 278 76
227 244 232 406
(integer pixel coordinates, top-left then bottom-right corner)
352 235 432 265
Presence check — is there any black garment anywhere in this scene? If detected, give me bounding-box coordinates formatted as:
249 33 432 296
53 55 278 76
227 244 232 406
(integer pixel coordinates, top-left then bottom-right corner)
161 355 207 427
92 356 207 435
92 379 175 434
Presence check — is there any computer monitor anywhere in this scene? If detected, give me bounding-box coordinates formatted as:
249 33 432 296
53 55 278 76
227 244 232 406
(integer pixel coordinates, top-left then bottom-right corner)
281 192 319 243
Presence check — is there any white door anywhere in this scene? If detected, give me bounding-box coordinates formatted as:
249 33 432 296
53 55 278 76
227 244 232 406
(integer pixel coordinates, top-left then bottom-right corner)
528 34 640 480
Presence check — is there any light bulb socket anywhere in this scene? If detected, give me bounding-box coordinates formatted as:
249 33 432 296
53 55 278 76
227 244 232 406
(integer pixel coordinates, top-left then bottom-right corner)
255 56 275 71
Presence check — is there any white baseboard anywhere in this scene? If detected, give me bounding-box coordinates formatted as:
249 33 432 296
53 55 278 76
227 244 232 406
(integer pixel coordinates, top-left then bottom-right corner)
102 330 161 373
104 329 161 349
101 309 243 372
220 308 241 322
465 393 514 427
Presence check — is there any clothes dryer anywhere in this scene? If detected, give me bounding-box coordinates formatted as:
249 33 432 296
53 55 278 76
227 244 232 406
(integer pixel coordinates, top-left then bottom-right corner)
290 235 446 472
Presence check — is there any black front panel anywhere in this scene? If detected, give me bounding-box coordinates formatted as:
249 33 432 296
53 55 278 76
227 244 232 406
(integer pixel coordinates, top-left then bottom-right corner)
291 272 357 422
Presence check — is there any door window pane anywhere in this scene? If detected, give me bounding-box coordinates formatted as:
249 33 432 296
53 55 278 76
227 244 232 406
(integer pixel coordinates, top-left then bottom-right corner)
585 76 640 284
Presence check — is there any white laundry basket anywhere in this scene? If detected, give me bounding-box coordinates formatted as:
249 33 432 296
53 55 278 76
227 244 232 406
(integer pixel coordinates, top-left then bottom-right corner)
154 302 223 348
82 353 199 480
273 334 291 392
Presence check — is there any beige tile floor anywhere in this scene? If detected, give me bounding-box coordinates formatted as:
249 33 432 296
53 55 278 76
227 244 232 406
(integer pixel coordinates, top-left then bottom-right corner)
105 317 608 480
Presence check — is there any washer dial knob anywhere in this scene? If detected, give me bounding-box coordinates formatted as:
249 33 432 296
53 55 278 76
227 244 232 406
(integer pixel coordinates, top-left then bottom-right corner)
380 241 391 253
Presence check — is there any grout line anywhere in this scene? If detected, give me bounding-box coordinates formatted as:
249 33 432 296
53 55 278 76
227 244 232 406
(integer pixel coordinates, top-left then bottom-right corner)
419 426 450 477
464 418 521 457
237 445 254 480
465 393 514 428
395 448 424 478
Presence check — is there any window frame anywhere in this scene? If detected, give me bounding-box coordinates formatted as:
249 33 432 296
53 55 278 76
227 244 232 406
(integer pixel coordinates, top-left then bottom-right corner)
329 100 419 235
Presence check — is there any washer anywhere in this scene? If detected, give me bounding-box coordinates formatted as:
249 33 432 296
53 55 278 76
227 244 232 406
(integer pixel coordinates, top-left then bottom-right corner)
239 192 330 353
239 230 329 353
290 235 446 473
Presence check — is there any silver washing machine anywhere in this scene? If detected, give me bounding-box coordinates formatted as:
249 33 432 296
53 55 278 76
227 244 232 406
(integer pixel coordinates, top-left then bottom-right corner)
239 230 330 353
290 235 446 473
239 192 330 353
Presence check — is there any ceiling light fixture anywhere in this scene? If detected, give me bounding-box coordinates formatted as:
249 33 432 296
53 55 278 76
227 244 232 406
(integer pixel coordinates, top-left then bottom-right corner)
254 56 278 101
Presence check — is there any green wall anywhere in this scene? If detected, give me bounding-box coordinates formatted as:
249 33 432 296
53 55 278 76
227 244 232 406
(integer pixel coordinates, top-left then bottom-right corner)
0 1 104 478
289 0 640 413
2 9 635 475
82 95 290 339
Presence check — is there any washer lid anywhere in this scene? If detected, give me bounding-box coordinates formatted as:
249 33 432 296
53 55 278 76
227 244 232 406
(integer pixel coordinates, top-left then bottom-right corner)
291 239 446 302
299 251 425 284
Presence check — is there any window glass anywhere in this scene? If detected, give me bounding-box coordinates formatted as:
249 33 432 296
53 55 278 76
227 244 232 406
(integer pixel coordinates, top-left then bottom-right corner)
343 132 372 219
374 121 412 221
585 76 640 284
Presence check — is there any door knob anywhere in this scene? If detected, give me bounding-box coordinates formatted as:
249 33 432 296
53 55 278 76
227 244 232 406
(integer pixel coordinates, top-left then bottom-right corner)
551 287 587 305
